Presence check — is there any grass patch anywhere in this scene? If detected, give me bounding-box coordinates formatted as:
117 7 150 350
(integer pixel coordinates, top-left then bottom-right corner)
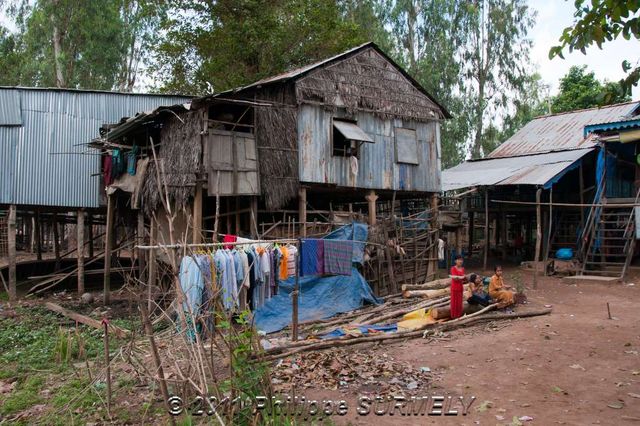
0 375 44 416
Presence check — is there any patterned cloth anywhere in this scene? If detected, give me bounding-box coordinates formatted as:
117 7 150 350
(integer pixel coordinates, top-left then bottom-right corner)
300 239 324 276
323 240 353 276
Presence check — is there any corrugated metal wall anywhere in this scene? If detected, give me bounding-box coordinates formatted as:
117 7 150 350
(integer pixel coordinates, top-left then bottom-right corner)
297 104 441 193
0 88 189 208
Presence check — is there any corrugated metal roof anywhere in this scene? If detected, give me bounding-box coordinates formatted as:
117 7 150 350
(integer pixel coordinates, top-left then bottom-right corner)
0 88 190 208
488 101 640 158
442 148 593 191
0 89 22 125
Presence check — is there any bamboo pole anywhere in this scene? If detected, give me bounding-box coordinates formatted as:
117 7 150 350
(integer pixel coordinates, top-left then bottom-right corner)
544 186 553 275
148 217 157 312
35 208 42 261
53 211 61 272
292 239 300 342
193 179 203 244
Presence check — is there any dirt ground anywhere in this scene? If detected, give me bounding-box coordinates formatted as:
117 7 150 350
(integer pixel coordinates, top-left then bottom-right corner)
292 267 640 426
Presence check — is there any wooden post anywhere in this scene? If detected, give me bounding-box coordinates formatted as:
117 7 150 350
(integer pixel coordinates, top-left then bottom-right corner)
137 210 145 282
292 239 300 341
213 171 221 241
8 205 16 301
53 211 61 272
500 211 507 259
148 216 157 311
35 208 42 261
455 226 462 257
225 198 232 235
103 195 114 305
298 187 307 237
235 198 241 235
30 215 35 253
544 186 553 275
193 179 203 244
483 189 489 271
250 196 258 238
534 188 542 289
468 211 474 256
579 164 585 226
366 190 378 226
87 212 94 259
77 209 85 295
430 193 439 279
103 319 112 415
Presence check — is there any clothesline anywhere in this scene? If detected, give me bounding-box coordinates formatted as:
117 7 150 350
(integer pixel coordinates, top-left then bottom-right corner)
136 239 300 250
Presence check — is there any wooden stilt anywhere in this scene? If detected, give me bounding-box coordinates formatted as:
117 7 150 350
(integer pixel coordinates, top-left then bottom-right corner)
77 209 85 295
30 214 35 253
579 164 585 226
53 212 61 271
483 189 489 271
298 187 307 237
103 195 115 305
225 198 232 234
87 212 94 258
544 186 553 275
213 171 221 241
235 198 241 235
534 188 542 289
8 205 16 301
250 196 258 238
468 211 474 256
366 190 378 227
193 179 203 244
35 208 42 261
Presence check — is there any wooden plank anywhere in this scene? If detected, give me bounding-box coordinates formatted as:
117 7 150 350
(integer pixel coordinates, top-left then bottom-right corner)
534 188 542 289
45 302 129 338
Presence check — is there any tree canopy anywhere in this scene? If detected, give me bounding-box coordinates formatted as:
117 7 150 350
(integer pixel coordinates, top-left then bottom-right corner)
550 0 640 99
551 65 630 113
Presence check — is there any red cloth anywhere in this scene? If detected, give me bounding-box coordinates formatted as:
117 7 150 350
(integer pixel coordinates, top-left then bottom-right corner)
222 234 237 249
450 266 465 319
103 155 113 186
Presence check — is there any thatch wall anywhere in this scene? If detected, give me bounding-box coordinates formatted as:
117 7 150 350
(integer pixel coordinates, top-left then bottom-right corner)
294 46 444 122
141 111 202 215
255 104 299 210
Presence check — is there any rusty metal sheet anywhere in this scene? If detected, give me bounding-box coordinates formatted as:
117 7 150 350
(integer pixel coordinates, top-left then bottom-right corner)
443 148 594 191
489 102 640 158
333 120 373 142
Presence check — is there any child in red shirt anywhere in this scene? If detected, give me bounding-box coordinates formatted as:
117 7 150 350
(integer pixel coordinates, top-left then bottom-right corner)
449 255 466 319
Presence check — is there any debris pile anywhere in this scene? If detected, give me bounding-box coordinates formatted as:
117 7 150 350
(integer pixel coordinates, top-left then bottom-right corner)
271 349 438 395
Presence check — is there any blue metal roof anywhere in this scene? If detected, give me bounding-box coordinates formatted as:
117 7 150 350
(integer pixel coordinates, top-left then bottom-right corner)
0 87 190 208
584 118 640 136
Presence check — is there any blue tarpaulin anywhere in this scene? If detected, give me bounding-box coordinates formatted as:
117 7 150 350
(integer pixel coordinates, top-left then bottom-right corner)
253 222 382 333
253 267 382 333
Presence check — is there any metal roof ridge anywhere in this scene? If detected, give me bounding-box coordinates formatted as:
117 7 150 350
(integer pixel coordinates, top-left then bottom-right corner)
466 147 594 162
530 100 640 120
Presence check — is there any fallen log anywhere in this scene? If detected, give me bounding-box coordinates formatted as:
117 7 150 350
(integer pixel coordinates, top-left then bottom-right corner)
401 278 451 292
365 297 449 325
260 306 551 361
403 284 470 299
430 302 483 320
45 302 130 339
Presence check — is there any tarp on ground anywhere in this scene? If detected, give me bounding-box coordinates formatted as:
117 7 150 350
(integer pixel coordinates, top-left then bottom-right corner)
253 267 382 333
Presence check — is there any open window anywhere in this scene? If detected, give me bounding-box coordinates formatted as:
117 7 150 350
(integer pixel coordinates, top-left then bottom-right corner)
332 118 373 157
207 102 254 133
395 127 419 165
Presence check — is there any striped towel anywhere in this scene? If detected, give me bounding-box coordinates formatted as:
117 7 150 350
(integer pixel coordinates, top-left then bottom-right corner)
323 240 353 276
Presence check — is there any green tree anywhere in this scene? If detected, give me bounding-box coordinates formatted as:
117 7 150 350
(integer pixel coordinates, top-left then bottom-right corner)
2 0 164 90
461 0 536 159
551 65 630 113
549 0 640 98
151 0 367 94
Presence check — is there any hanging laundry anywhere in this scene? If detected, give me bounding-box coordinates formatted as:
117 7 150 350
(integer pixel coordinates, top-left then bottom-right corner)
286 244 297 278
223 234 237 249
127 145 139 175
278 246 289 280
178 256 204 342
111 148 126 179
103 155 113 186
323 240 353 276
300 239 324 276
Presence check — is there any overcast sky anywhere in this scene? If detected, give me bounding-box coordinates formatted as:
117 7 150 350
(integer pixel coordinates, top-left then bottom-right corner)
530 0 639 99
